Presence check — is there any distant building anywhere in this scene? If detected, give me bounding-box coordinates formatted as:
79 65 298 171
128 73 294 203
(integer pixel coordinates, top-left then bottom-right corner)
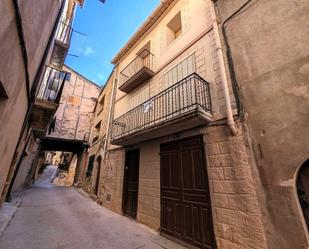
0 0 83 202
82 70 115 197
47 65 101 141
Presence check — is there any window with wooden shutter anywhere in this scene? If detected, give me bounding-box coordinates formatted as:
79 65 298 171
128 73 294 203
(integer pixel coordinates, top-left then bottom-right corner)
163 53 196 89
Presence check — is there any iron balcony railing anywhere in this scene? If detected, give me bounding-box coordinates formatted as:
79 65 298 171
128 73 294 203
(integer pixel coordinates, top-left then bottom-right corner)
112 73 212 141
119 49 154 86
36 66 66 103
55 21 73 46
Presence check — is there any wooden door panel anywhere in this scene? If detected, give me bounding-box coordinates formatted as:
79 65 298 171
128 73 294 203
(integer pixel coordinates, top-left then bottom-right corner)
192 148 208 190
184 204 193 240
123 149 140 218
160 136 215 249
201 207 215 246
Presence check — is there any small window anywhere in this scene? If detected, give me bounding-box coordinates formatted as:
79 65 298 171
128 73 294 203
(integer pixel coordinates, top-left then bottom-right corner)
86 155 95 177
167 12 182 46
65 72 71 81
67 95 80 106
92 121 101 144
137 41 151 57
97 95 105 115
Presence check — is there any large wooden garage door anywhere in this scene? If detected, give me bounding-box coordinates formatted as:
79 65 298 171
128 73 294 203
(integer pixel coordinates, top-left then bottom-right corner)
160 136 215 249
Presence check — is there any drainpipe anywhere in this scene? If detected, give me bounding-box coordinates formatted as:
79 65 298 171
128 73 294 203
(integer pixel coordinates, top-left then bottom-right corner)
210 1 238 135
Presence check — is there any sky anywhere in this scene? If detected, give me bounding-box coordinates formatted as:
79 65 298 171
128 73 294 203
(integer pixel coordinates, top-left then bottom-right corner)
66 0 160 86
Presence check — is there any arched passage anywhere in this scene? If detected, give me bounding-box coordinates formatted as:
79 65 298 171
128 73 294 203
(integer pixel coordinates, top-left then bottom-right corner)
297 159 309 228
94 155 102 196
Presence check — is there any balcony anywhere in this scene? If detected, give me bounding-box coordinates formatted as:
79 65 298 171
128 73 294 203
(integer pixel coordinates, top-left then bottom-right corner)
50 21 73 69
30 66 66 134
111 73 212 146
119 49 154 93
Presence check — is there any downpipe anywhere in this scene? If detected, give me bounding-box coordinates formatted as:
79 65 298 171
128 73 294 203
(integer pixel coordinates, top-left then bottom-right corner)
210 1 238 135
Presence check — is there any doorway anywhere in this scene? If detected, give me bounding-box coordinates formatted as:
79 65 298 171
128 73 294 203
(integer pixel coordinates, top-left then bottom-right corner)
94 156 102 196
160 135 216 249
122 149 140 219
297 159 309 228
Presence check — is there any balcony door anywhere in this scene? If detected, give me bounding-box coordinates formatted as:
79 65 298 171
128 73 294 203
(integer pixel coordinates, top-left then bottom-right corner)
160 136 216 249
122 149 140 219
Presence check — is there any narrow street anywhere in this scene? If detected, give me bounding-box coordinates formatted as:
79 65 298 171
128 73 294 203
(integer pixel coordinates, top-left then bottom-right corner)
0 167 185 249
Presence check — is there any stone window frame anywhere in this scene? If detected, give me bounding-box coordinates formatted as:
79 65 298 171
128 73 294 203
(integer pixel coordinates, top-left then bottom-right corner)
166 11 183 46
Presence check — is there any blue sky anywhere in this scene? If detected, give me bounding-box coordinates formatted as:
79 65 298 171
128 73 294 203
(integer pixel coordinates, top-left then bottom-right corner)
66 0 160 86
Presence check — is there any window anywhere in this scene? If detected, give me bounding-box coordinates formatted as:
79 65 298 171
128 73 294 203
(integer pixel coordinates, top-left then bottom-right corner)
137 41 151 55
163 53 196 89
167 12 182 46
92 121 101 143
67 95 80 106
65 72 71 81
97 95 105 115
86 155 95 177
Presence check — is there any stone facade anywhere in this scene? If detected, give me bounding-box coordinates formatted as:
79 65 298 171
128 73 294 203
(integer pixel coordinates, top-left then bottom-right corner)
48 65 101 141
89 0 270 248
98 148 125 214
100 124 267 249
82 71 116 198
214 0 309 248
204 124 266 249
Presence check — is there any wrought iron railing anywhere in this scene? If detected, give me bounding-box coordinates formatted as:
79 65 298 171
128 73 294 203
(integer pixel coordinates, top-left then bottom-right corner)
112 73 212 141
55 21 73 46
119 49 154 86
36 66 66 103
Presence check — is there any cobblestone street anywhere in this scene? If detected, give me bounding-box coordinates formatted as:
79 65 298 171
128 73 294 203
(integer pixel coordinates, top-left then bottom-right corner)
0 167 185 249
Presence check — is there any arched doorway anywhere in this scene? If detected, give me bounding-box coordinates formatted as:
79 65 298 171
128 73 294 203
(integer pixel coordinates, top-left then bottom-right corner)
297 159 309 228
94 155 102 197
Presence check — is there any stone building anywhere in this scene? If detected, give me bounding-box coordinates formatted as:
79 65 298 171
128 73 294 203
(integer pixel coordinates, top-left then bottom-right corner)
82 70 115 197
47 65 101 141
40 65 101 186
83 0 268 248
0 0 84 202
213 1 309 248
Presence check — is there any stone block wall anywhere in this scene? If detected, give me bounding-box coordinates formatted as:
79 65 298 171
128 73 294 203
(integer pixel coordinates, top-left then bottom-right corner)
137 142 161 230
97 123 268 249
98 148 125 215
203 124 267 249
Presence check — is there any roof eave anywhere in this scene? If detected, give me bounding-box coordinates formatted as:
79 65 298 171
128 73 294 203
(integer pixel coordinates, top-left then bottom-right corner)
111 0 176 65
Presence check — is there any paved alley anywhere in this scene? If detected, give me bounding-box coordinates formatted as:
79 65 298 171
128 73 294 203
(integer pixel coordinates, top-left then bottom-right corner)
0 166 186 249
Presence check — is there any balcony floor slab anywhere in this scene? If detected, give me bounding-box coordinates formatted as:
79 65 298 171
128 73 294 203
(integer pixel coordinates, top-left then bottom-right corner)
111 108 212 146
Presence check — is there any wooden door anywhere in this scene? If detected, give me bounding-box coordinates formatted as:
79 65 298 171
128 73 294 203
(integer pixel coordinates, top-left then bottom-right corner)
123 149 140 218
160 136 215 249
